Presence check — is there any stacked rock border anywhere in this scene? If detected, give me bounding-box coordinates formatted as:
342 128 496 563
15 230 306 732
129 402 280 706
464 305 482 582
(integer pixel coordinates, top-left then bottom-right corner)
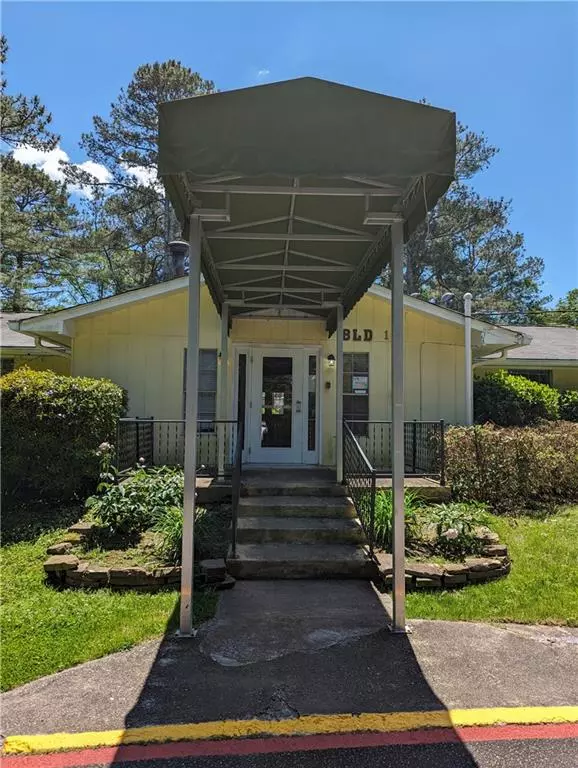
43 522 234 591
376 532 511 590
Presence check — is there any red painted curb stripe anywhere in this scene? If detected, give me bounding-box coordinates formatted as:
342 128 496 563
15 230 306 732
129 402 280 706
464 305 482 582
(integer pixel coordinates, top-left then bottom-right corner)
3 723 578 768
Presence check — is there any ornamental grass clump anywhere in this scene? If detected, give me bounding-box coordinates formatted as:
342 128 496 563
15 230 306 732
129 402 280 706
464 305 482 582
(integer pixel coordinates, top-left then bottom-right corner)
373 490 421 551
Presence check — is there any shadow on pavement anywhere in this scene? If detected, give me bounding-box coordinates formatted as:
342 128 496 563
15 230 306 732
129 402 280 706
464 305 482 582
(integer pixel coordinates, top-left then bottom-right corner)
109 580 480 766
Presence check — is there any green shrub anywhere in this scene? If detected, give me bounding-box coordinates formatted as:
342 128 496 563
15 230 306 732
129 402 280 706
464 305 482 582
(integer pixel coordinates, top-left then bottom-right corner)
419 502 489 559
560 390 578 422
373 490 421 551
474 370 559 426
445 422 578 512
1 367 126 503
87 466 183 535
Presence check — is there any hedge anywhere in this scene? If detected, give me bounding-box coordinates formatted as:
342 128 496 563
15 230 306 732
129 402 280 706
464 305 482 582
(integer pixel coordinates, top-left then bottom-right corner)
446 422 578 512
1 367 127 503
560 390 578 422
474 370 560 426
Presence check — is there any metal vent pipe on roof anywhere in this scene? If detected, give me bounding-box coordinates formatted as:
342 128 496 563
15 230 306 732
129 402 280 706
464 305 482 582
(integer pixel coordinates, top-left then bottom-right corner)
168 239 188 278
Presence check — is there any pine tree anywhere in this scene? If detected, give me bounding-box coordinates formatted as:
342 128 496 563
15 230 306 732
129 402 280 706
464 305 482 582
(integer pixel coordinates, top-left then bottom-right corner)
1 156 78 310
0 35 57 150
1 37 78 310
69 61 215 290
393 120 549 318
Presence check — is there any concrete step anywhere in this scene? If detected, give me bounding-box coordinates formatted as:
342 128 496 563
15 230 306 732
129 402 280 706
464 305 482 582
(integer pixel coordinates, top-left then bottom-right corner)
236 516 365 545
238 495 356 519
241 479 346 498
227 543 376 580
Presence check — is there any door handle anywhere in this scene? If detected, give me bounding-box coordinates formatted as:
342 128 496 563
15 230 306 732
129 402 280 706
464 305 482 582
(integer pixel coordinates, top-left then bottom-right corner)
296 400 302 413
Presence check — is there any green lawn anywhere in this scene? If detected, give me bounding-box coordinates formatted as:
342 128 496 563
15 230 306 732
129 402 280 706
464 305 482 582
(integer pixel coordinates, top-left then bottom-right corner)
407 506 578 626
1 528 217 691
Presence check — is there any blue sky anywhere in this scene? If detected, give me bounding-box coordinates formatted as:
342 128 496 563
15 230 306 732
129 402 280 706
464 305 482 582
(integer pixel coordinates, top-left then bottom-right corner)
4 1 577 302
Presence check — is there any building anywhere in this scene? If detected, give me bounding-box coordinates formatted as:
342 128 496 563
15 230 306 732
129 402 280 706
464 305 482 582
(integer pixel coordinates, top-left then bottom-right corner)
0 312 70 376
476 325 578 391
10 279 524 469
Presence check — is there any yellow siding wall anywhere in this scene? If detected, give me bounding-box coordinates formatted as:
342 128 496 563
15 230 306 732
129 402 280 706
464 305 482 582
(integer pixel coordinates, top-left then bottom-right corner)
3 353 71 375
71 286 468 465
554 368 578 391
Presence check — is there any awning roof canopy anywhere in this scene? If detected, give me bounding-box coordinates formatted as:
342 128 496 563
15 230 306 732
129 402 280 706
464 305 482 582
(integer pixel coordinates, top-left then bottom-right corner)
158 77 456 333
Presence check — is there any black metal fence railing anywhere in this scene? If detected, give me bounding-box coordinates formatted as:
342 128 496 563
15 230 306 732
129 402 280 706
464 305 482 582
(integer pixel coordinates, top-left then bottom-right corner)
116 418 239 476
343 421 376 555
230 421 244 558
345 420 445 484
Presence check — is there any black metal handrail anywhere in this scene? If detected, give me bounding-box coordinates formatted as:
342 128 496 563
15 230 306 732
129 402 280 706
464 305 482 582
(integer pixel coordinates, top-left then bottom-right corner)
230 421 244 558
345 420 445 484
343 421 376 555
116 418 239 476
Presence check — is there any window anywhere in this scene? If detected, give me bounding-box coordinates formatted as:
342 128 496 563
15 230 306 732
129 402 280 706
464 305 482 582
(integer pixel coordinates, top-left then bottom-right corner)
183 349 218 430
507 369 553 387
343 353 369 436
0 358 15 376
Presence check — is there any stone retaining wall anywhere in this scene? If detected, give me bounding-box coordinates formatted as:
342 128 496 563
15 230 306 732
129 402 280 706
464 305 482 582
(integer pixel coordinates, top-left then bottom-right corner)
43 522 233 591
376 542 511 590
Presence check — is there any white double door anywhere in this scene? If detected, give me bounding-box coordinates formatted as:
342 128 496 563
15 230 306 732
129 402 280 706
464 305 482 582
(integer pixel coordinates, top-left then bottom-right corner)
242 347 319 465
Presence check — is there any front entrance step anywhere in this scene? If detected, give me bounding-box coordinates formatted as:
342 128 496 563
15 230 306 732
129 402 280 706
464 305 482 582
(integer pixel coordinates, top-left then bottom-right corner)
236 516 365 545
238 495 356 519
227 543 376 579
241 479 346 498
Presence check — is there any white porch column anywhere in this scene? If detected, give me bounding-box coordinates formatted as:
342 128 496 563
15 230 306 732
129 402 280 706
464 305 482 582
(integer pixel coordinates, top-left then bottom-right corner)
217 302 229 477
180 214 202 636
391 221 407 633
464 292 473 425
336 304 344 483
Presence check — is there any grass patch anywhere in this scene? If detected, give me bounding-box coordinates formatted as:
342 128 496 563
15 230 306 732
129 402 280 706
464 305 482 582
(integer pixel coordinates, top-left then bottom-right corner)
1 528 217 691
406 506 578 626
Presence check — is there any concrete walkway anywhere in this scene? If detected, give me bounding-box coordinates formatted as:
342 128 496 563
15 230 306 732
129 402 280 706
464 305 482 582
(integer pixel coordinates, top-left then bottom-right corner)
2 581 577 738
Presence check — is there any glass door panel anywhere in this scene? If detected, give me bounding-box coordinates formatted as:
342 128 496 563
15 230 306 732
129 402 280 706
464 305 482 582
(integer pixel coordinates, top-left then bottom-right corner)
261 356 293 448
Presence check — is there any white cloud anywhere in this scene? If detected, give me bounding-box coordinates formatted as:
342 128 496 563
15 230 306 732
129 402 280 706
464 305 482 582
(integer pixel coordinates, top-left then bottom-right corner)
257 68 270 78
12 144 112 198
121 163 160 189
77 160 112 184
12 146 165 198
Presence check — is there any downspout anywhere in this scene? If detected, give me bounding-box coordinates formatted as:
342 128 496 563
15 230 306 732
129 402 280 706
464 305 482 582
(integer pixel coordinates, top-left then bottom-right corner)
33 335 72 357
464 293 473 425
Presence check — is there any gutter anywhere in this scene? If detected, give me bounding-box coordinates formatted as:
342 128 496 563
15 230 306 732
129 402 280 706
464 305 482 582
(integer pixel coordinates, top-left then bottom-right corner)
6 321 71 357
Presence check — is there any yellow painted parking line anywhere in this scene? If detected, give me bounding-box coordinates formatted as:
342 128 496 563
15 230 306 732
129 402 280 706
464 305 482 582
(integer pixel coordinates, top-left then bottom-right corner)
4 706 578 755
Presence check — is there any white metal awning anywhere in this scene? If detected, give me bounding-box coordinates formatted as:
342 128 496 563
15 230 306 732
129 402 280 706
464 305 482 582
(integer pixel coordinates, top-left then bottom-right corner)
158 77 456 333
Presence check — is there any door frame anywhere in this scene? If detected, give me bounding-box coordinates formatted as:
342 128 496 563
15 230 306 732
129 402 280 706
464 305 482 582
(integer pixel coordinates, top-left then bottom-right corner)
232 343 322 465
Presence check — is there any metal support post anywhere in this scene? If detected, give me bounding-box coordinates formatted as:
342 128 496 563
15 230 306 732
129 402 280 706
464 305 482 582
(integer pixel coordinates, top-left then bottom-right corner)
217 302 229 477
391 221 407 633
336 304 344 483
179 215 202 636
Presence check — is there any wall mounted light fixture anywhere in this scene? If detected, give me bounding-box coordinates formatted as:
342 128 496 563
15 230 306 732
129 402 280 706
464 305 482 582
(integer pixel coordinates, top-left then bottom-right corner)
327 354 336 368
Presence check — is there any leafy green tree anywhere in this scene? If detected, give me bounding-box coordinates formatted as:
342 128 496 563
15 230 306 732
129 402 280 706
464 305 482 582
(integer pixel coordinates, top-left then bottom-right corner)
0 36 57 150
68 61 215 290
531 289 578 328
392 120 549 319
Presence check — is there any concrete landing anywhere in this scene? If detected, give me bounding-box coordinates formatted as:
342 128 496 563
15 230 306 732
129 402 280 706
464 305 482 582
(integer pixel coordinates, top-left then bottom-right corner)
198 580 388 666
